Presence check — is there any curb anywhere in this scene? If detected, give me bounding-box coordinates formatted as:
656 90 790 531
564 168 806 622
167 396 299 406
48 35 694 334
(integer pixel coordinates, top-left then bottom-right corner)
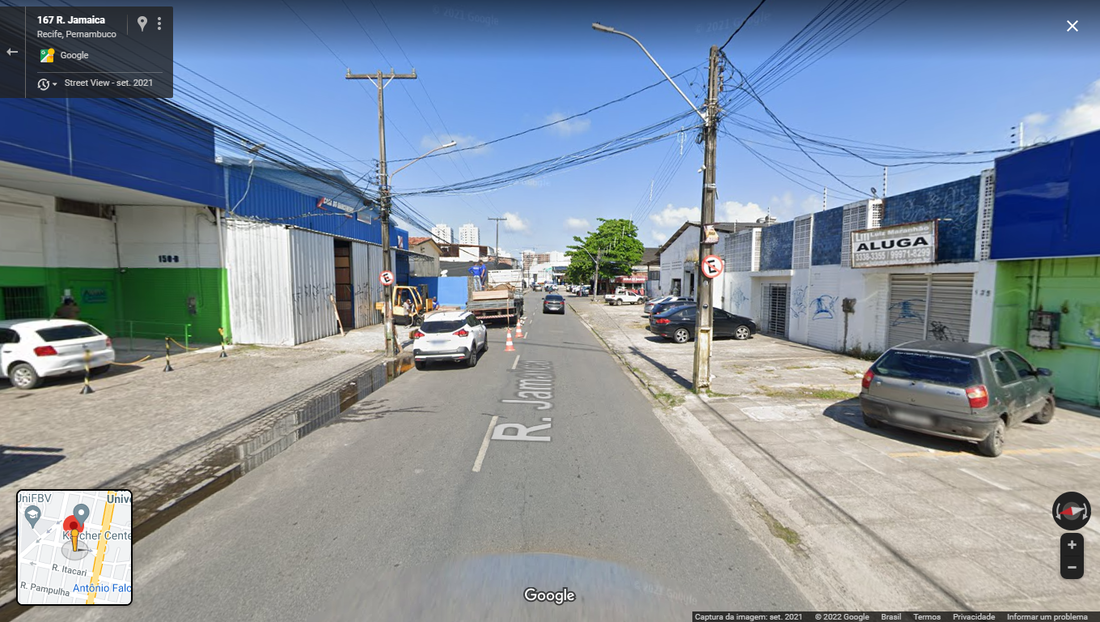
0 352 405 618
568 300 964 610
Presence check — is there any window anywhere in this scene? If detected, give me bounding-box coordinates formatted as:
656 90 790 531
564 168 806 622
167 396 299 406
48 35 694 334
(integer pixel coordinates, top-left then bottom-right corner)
677 307 697 320
421 320 466 333
56 198 114 219
872 350 979 387
1004 351 1034 379
792 215 813 270
989 352 1019 385
0 328 19 344
2 287 47 319
37 324 101 342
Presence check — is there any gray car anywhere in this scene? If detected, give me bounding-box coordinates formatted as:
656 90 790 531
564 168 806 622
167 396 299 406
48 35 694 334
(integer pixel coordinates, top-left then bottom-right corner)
859 341 1055 457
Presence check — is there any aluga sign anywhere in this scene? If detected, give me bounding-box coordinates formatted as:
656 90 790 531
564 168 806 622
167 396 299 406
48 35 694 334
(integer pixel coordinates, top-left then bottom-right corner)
850 220 938 268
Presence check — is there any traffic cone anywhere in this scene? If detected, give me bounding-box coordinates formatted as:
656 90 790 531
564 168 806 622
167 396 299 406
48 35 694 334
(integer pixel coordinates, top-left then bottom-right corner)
515 322 523 339
504 329 515 352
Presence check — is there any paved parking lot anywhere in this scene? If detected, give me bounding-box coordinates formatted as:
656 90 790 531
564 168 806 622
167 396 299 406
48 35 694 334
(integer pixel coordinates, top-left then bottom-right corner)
573 295 1100 610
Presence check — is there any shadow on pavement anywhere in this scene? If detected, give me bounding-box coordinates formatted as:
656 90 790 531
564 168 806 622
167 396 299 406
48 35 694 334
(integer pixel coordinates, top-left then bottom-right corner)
0 446 65 488
821 397 982 455
627 345 693 391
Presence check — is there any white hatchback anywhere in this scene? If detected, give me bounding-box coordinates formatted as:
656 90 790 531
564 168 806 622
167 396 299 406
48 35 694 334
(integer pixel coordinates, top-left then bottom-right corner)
0 319 116 389
411 310 488 370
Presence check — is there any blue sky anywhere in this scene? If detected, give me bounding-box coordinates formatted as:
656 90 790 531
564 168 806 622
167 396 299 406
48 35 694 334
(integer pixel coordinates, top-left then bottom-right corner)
69 0 1100 256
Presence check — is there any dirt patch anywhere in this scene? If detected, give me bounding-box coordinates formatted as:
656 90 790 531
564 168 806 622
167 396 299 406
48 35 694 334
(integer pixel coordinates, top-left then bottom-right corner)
758 386 858 401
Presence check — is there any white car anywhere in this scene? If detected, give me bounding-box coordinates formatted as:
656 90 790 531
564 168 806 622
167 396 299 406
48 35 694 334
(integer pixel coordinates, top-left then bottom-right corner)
0 319 116 390
411 310 488 370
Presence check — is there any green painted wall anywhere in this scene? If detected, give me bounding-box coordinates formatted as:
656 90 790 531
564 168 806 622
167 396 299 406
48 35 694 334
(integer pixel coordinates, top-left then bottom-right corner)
993 258 1100 406
0 265 226 344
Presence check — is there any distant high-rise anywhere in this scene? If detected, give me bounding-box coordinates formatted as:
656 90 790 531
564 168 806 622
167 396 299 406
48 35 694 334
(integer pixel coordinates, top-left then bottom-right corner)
458 223 480 246
430 224 453 244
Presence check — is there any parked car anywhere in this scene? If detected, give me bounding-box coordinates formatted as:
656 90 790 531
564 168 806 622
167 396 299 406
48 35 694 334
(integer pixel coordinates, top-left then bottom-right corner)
648 298 695 318
643 295 691 316
604 288 644 306
859 341 1055 457
648 306 757 343
0 319 116 390
411 310 488 370
543 294 566 314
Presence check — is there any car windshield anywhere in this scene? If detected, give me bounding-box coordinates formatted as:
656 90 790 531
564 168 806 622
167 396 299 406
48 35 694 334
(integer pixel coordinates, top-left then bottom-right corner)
546 295 563 301
36 324 101 342
872 350 979 387
420 320 466 334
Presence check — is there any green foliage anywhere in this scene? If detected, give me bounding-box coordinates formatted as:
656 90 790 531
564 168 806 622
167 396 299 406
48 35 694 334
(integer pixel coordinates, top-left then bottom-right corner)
565 218 645 285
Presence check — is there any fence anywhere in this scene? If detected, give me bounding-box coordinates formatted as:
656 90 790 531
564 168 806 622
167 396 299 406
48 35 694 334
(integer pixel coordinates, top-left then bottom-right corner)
119 320 193 351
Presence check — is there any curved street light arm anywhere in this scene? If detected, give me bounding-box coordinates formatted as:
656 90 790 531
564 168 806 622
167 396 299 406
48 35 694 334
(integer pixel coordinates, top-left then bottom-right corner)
389 140 457 182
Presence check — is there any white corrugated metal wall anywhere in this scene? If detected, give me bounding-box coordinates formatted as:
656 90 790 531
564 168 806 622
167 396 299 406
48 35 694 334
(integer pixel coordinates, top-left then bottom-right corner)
886 273 974 348
807 268 841 350
351 241 383 328
289 228 337 344
226 220 294 346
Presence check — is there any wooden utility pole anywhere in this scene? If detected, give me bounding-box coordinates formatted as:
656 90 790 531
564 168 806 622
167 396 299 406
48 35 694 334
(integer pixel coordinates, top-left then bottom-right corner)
691 45 721 392
345 68 416 357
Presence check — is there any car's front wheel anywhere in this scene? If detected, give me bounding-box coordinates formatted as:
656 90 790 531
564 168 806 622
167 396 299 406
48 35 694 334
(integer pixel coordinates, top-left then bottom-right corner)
733 325 752 340
978 418 1006 457
8 363 41 390
415 360 426 371
673 328 691 343
1027 396 1055 424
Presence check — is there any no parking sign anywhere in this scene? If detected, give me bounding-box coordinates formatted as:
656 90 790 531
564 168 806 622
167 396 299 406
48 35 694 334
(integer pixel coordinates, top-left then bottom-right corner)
701 254 724 279
379 270 395 287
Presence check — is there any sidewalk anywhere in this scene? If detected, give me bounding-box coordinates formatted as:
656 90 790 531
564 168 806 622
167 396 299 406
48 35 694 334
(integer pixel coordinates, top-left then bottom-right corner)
0 323 412 531
571 296 1100 610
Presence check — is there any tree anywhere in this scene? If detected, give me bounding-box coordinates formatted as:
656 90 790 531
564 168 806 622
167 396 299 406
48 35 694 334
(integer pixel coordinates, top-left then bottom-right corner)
565 218 645 286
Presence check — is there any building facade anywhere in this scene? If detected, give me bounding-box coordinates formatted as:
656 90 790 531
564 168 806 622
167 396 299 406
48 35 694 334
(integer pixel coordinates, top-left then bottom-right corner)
430 224 453 244
988 130 1100 406
458 223 480 246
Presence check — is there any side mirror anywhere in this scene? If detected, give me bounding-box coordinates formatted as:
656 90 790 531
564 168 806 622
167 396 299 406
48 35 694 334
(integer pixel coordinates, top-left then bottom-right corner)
1035 368 1053 377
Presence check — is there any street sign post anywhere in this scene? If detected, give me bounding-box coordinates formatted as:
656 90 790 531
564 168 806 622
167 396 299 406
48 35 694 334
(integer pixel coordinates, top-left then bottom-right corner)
701 254 724 279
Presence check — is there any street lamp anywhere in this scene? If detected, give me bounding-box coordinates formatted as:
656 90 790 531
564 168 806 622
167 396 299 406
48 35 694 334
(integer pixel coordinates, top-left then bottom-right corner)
593 22 721 392
379 139 456 357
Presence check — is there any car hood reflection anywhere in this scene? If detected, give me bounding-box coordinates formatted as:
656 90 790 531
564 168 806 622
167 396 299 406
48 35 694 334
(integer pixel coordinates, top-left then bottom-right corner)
309 552 702 621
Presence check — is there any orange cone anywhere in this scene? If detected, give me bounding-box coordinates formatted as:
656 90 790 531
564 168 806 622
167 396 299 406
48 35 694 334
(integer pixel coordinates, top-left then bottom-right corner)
516 322 524 339
504 329 516 352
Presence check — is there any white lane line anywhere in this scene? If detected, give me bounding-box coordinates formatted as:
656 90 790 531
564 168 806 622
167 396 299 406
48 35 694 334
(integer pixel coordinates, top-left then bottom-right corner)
472 415 500 473
511 354 520 370
959 468 1011 491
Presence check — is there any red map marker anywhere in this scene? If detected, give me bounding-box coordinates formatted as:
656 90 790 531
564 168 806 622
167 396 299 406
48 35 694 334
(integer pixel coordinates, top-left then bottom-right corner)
64 515 83 552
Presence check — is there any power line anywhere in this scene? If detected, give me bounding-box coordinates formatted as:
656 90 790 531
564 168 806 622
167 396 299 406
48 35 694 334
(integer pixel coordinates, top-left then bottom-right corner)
719 0 769 51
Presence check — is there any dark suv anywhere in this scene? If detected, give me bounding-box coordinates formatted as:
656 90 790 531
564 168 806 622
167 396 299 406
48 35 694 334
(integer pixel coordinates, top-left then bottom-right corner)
859 341 1055 457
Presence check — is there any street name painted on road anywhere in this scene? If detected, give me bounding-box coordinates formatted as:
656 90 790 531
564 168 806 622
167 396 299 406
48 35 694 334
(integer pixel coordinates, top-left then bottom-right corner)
496 359 554 441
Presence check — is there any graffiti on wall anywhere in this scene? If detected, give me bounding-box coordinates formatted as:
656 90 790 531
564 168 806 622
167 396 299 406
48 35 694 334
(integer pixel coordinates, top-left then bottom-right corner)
790 286 807 318
928 321 962 342
1081 303 1100 346
889 299 925 326
731 286 748 311
812 294 837 320
292 284 334 316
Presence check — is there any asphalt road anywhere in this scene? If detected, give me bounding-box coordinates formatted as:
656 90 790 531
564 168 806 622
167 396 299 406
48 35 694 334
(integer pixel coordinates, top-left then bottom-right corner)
21 292 810 621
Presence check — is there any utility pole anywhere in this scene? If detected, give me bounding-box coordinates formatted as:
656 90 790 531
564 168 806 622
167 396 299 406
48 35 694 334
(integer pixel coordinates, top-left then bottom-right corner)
691 45 721 392
592 248 602 300
346 68 417 358
488 216 506 265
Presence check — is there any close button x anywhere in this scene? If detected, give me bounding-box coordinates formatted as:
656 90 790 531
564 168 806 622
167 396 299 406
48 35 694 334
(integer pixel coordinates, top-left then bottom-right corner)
1068 20 1078 31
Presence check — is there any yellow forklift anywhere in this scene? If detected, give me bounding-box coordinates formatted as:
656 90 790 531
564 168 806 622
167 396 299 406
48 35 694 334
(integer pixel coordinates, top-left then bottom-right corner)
376 284 433 325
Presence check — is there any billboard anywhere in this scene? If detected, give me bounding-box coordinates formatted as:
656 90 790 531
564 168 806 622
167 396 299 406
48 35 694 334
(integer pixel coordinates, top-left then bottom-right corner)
850 220 937 268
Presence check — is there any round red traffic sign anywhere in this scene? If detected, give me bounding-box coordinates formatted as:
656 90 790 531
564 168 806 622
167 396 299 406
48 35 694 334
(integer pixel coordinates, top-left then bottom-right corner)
701 254 724 279
379 270 395 286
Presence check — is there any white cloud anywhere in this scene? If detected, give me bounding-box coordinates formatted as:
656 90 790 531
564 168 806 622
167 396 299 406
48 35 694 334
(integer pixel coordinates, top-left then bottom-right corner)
649 204 697 228
546 112 591 137
770 191 794 211
419 133 489 156
717 200 767 222
651 230 669 245
564 217 589 230
1021 79 1100 144
501 212 529 233
801 194 820 213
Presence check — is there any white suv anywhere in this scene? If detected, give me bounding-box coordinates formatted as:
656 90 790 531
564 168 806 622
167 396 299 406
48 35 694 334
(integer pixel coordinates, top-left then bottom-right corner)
0 319 116 389
411 311 487 370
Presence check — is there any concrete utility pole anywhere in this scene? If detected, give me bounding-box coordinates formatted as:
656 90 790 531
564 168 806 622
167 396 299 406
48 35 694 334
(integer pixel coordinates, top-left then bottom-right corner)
346 68 417 358
691 45 721 392
488 216 506 265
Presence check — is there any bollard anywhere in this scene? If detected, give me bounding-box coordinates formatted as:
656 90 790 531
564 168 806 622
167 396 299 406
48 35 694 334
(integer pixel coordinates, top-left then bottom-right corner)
163 336 174 372
218 327 228 358
79 349 94 394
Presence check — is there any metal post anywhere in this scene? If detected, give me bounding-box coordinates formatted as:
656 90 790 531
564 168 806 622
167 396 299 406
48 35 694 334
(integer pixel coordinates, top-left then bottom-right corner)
489 216 506 264
163 336 173 372
80 349 94 394
218 327 228 358
692 45 721 392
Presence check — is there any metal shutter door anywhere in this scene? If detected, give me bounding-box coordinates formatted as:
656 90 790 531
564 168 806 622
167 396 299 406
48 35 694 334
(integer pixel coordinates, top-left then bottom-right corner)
807 269 840 350
887 274 928 348
927 273 973 343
